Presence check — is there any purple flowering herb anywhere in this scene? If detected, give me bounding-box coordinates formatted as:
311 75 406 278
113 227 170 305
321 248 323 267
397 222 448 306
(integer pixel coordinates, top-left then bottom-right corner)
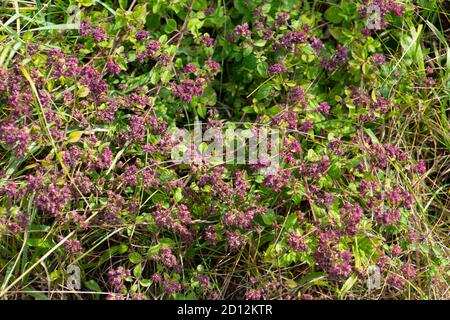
234 23 252 38
106 60 121 75
372 54 386 65
316 101 331 115
107 266 131 292
287 231 307 252
268 63 287 75
136 30 150 41
201 34 214 47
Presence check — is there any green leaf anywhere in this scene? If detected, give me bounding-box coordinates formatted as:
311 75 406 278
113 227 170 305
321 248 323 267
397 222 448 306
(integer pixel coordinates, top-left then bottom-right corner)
187 18 204 37
148 244 160 256
129 252 143 264
328 163 342 179
133 263 143 277
84 279 102 292
257 62 268 77
324 7 343 24
131 4 147 24
285 279 297 289
338 274 358 299
255 83 272 100
363 128 380 144
174 187 183 202
67 131 83 143
77 0 95 7
253 39 267 47
77 86 90 98
24 289 49 300
97 244 128 266
119 0 128 9
261 210 276 226
284 214 298 229
140 279 153 287
306 149 321 162
26 238 54 248
164 19 177 33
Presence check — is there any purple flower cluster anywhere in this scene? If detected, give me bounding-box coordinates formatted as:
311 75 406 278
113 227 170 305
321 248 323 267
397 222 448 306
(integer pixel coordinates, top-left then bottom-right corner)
106 60 121 75
152 204 194 244
162 279 182 295
127 115 146 142
374 207 400 225
136 30 150 41
123 165 139 186
196 275 211 290
245 288 262 300
268 63 287 75
340 203 363 236
226 230 246 252
415 160 426 174
151 247 180 271
359 0 406 35
328 140 345 156
310 36 324 52
316 101 331 115
315 228 354 279
271 109 298 130
287 231 307 252
401 263 417 279
263 168 291 192
80 65 108 98
201 34 214 47
79 20 106 42
63 146 82 167
388 273 405 289
223 208 263 230
58 237 83 254
171 78 205 103
107 266 131 292
321 45 348 71
287 87 307 107
35 183 72 217
96 147 113 170
101 191 125 222
279 30 308 51
0 122 29 157
170 56 221 103
372 54 386 65
136 40 161 63
275 12 289 27
204 225 218 245
234 23 251 37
